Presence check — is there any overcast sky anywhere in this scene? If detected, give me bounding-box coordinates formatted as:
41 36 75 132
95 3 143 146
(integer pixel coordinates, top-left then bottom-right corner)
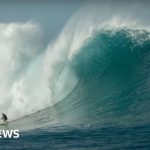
0 0 85 43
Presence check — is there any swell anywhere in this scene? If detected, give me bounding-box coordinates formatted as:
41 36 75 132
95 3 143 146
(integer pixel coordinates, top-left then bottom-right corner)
4 28 150 130
47 28 150 126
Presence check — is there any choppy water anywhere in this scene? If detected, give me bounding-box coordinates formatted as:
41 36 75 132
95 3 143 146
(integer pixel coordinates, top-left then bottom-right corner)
0 125 150 150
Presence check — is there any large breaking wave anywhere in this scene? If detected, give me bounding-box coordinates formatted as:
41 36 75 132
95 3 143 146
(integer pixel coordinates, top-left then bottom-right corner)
64 29 150 126
0 0 150 128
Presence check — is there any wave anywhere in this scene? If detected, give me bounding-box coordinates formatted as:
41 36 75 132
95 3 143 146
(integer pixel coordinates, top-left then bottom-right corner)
8 28 150 130
35 28 148 127
0 0 150 128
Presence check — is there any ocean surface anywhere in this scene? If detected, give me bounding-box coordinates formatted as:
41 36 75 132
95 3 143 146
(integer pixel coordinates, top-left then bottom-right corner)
0 125 150 149
0 1 150 149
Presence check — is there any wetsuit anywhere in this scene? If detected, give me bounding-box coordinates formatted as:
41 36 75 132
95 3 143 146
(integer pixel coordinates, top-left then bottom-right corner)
2 113 8 122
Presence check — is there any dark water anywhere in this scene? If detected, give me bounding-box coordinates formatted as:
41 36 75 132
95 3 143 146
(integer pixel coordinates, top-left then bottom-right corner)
0 125 150 150
0 29 150 149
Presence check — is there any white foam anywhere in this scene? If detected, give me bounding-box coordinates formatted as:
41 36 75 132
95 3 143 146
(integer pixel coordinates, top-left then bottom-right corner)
0 0 150 120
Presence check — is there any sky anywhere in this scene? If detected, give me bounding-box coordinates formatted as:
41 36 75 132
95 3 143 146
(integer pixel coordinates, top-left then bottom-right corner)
0 0 84 44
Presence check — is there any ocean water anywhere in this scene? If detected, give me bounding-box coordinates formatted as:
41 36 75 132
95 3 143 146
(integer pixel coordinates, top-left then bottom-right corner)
0 1 150 149
0 28 149 150
0 125 150 149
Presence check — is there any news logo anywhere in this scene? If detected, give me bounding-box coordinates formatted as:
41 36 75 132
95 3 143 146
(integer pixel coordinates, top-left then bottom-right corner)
0 130 19 138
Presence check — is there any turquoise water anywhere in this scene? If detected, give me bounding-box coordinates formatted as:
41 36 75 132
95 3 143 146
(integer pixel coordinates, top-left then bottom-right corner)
0 29 150 149
0 125 150 149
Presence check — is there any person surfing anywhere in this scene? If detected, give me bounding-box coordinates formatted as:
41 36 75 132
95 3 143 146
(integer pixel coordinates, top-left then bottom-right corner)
1 113 8 124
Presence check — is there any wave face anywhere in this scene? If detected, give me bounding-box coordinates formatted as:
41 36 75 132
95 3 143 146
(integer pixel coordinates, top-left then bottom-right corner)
41 29 149 127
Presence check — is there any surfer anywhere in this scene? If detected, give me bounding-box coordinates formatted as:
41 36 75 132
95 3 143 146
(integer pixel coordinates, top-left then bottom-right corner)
1 113 8 123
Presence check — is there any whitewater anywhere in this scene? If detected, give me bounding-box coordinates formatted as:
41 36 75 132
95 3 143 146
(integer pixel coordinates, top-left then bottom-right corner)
0 0 150 149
